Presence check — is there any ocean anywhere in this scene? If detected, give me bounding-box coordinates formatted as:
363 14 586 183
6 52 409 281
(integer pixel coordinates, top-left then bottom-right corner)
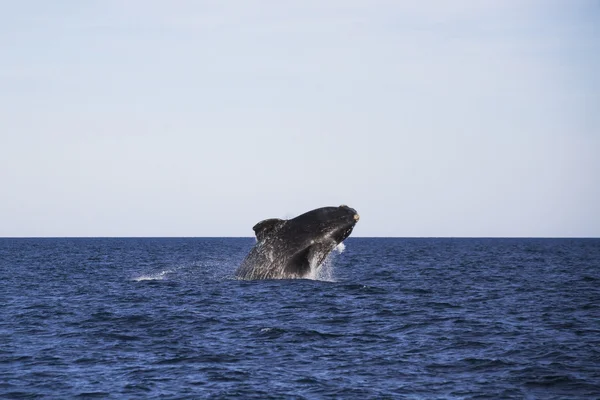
1 238 599 399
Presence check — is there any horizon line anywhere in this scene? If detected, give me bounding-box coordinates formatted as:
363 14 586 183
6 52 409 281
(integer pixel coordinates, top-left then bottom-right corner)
0 236 598 240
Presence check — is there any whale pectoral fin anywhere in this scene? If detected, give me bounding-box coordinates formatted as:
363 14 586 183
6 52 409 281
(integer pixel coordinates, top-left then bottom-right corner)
286 246 312 277
253 218 284 241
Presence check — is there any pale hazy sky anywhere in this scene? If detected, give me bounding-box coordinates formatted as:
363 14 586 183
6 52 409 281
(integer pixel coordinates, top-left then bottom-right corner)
1 1 598 237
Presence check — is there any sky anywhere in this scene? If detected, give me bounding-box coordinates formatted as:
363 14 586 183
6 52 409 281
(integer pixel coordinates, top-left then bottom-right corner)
1 1 599 237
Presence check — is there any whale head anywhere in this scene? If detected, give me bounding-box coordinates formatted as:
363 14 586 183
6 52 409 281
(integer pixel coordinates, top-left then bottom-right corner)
289 205 359 247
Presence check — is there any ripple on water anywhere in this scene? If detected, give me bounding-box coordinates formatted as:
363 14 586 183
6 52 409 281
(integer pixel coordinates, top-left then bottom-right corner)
1 238 599 399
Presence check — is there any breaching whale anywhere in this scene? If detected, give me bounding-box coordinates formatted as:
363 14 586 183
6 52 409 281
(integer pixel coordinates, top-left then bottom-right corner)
235 205 359 280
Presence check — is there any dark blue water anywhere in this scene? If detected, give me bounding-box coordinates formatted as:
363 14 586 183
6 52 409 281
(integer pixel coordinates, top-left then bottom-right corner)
1 238 599 399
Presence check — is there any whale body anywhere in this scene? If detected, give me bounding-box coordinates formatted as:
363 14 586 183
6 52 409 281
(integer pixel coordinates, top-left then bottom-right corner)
235 205 359 280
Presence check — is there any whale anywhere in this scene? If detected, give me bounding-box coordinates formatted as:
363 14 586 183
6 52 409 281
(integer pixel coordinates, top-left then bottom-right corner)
235 205 359 280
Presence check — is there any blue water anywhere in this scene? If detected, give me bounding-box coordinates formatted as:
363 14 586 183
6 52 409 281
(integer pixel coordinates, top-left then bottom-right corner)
1 238 599 399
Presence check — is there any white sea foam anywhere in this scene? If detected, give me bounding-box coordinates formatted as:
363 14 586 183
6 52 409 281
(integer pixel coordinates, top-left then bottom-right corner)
306 242 346 282
309 256 336 282
132 269 173 281
133 260 237 282
306 242 347 282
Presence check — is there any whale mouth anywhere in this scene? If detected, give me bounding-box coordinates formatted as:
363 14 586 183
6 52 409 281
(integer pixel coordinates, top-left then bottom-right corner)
331 221 357 245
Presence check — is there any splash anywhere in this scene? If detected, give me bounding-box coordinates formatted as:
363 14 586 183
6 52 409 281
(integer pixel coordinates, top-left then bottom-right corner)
132 260 238 282
306 241 347 282
132 269 173 282
308 256 335 282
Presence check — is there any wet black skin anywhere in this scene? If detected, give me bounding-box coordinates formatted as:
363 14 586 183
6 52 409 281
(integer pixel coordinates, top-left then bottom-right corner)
235 205 359 280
